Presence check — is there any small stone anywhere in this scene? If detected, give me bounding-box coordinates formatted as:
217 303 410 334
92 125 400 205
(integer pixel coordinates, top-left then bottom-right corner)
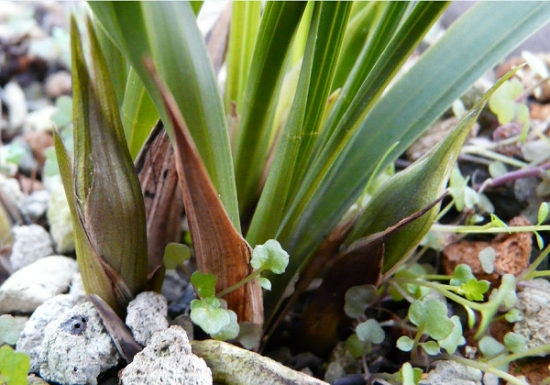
126 292 169 346
324 362 345 384
40 301 120 385
47 183 74 254
120 325 212 385
45 71 71 99
419 360 481 385
17 294 79 373
3 81 28 135
69 272 86 300
10 224 54 271
171 314 194 341
22 106 57 134
21 190 50 220
514 279 550 353
0 175 25 210
0 256 77 313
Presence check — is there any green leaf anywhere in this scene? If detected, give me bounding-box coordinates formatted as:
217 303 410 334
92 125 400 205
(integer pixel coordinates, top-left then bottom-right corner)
344 68 519 273
420 341 440 355
94 16 127 107
356 319 385 344
397 336 414 352
490 213 508 228
503 332 527 354
232 2 308 215
250 239 289 274
489 78 524 124
247 2 353 241
400 362 421 385
121 68 159 160
258 277 272 291
0 345 30 385
55 15 147 314
478 247 496 274
190 299 231 335
224 1 261 114
345 333 365 359
410 299 453 341
450 264 476 287
438 315 465 355
489 161 507 178
4 143 25 166
461 278 490 301
535 231 545 250
89 2 241 230
265 2 550 323
538 202 549 225
505 308 523 323
0 315 20 346
479 336 506 357
163 243 191 270
211 310 240 341
344 285 378 319
51 95 73 128
191 271 217 298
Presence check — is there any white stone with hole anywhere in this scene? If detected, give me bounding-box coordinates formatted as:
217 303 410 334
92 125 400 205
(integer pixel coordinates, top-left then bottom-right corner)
17 294 79 373
39 301 120 385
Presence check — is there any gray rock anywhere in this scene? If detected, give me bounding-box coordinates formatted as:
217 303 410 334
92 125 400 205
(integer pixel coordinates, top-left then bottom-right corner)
514 279 550 353
22 105 57 134
3 81 27 135
0 256 77 313
47 183 74 254
419 360 481 385
120 325 212 385
69 272 86 300
125 292 169 346
21 190 50 220
0 175 25 212
17 294 79 373
10 224 54 271
40 301 120 385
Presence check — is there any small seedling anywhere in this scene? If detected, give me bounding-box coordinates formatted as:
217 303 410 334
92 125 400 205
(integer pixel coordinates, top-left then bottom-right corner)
346 318 385 358
163 242 192 270
0 345 30 385
189 239 289 340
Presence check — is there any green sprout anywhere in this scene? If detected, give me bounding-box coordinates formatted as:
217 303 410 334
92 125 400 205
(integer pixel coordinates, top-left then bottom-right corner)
0 345 30 385
190 240 289 340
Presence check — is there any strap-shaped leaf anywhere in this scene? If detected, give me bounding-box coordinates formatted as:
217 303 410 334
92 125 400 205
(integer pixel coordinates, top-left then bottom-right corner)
247 2 352 245
232 2 308 214
263 2 550 322
89 2 240 230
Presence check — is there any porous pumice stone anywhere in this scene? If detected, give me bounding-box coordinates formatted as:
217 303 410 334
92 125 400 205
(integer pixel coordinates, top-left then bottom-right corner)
39 301 121 385
120 325 212 385
419 360 481 385
514 279 550 353
125 291 169 346
17 294 79 373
